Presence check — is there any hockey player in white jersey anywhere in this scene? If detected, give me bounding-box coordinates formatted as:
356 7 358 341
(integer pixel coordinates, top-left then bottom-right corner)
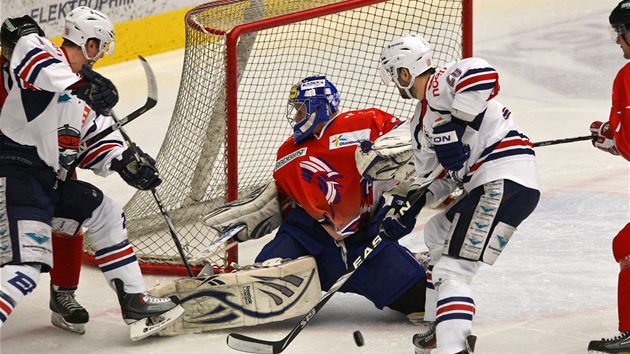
0 14 94 335
376 34 541 353
0 7 183 340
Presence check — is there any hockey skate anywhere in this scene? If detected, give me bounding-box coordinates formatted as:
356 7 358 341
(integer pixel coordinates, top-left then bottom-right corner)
456 335 477 354
413 323 476 354
588 331 630 353
413 322 436 353
113 279 185 341
49 282 89 335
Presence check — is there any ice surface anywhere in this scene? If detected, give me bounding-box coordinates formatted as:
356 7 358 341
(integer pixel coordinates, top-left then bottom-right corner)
1 1 629 353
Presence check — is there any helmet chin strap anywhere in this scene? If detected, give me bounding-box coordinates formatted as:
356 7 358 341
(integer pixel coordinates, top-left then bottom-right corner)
81 45 104 68
394 75 416 99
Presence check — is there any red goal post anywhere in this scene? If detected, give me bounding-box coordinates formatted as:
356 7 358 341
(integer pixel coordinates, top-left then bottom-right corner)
84 0 473 276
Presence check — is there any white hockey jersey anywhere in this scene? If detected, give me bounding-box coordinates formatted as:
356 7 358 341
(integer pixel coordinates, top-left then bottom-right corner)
0 34 124 179
1 34 82 172
411 57 540 192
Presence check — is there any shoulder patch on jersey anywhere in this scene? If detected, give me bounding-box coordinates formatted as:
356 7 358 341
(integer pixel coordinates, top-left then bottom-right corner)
329 129 370 150
275 148 307 171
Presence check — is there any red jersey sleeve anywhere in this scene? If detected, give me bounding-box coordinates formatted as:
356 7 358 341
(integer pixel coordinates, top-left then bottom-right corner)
611 62 630 161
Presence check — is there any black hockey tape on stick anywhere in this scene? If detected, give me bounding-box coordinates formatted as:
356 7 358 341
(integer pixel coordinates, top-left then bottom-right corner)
226 165 445 354
532 135 592 148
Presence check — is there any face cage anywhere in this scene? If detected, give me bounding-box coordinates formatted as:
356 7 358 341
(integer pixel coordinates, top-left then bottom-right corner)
611 23 628 43
286 100 308 128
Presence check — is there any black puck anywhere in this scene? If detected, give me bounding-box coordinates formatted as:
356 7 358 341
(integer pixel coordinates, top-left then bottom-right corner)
353 330 364 347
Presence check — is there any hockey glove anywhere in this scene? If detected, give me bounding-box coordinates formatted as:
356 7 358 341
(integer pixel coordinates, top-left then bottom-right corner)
369 182 427 240
110 145 162 190
355 136 415 181
431 120 470 171
590 121 619 155
77 65 119 116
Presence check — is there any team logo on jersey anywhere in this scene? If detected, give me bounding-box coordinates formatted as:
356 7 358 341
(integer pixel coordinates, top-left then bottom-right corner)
58 93 72 103
446 68 463 87
300 156 343 204
25 232 49 245
275 148 307 171
329 129 370 149
58 124 81 170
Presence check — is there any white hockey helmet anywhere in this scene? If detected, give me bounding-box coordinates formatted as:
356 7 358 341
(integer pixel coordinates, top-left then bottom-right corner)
63 6 115 64
378 33 433 90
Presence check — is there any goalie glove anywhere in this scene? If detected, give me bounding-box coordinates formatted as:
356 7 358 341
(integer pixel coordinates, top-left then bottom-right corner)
202 181 282 242
355 122 415 181
590 120 619 155
368 181 431 240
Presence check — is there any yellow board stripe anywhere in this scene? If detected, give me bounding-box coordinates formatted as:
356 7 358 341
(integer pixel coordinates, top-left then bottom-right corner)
50 7 194 68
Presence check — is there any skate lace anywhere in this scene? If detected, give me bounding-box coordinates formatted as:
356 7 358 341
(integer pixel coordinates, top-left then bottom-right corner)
601 332 630 342
142 293 172 304
56 292 84 312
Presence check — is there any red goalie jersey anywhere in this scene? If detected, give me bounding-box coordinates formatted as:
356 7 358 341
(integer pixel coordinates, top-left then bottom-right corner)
610 61 630 161
273 108 401 240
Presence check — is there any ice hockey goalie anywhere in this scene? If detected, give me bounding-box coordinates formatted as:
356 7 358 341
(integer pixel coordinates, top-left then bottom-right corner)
147 256 321 335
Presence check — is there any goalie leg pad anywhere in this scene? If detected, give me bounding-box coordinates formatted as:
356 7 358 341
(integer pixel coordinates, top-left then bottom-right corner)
148 256 321 335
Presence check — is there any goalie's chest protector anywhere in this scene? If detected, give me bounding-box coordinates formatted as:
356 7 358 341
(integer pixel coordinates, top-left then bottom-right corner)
274 108 400 238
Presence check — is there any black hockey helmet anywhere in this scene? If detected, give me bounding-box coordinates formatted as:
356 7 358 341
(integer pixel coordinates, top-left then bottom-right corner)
610 0 630 34
1 15 45 59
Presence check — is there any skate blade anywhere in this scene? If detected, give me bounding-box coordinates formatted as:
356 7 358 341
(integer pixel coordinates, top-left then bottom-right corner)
51 312 86 335
129 305 185 341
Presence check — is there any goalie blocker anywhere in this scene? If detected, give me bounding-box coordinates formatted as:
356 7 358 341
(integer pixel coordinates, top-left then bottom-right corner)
147 256 321 335
202 181 282 242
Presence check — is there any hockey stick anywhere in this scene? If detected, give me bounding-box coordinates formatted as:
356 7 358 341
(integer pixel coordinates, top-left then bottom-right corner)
532 135 592 147
108 57 194 277
189 224 245 263
226 165 445 354
78 55 157 151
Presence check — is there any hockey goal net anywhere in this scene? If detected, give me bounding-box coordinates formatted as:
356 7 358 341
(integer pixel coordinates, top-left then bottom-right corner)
84 0 472 276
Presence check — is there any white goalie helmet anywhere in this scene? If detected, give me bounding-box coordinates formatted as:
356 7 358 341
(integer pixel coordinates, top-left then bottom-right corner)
63 6 115 64
378 33 433 90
